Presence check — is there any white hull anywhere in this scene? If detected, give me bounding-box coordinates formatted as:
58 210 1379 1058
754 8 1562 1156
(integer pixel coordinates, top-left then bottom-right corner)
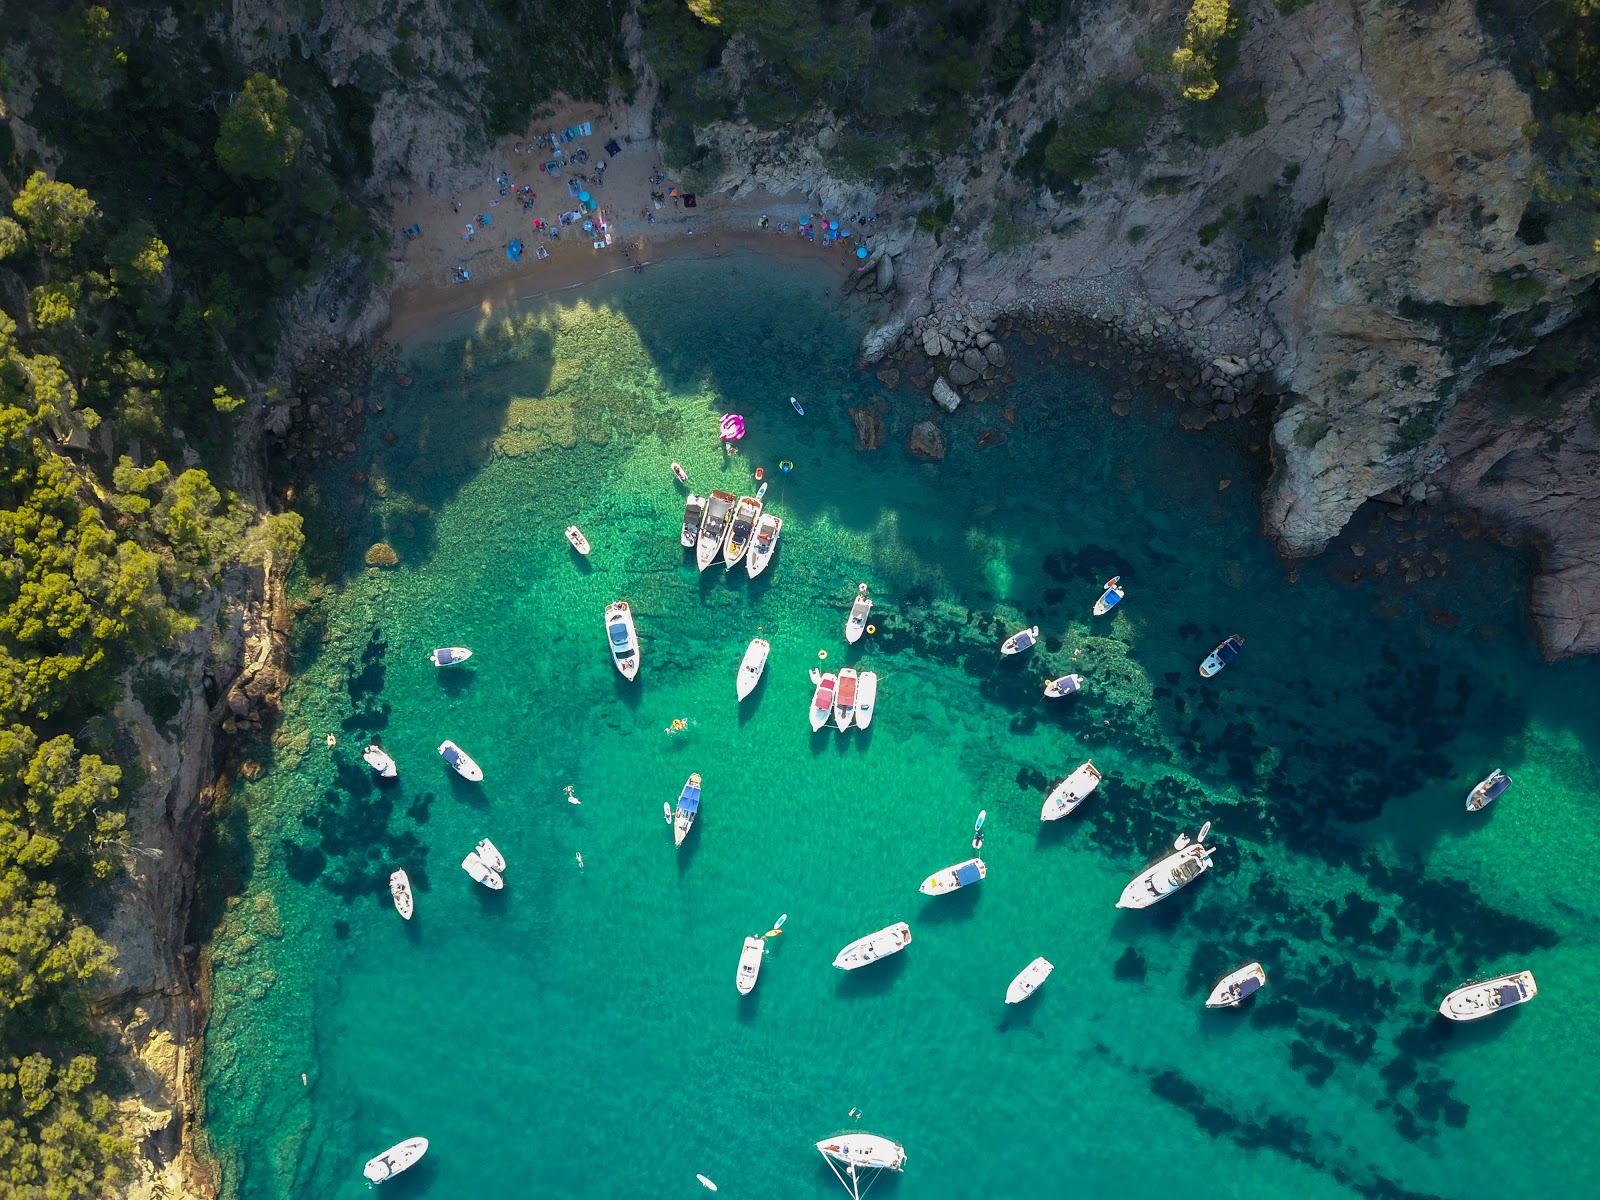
737 638 770 700
919 857 985 895
1206 962 1266 1008
1006 956 1053 1004
1466 769 1512 812
1439 971 1537 1020
745 514 782 577
1000 625 1039 655
388 870 414 920
1199 635 1243 677
1041 761 1101 820
681 493 706 548
722 496 762 566
845 591 872 643
363 745 398 778
833 921 911 970
696 491 735 570
1044 674 1083 698
364 1136 428 1184
461 850 504 889
736 935 764 995
605 600 640 680
438 740 483 781
833 667 858 731
816 1132 907 1196
1117 824 1214 909
565 525 591 555
855 671 879 729
1093 590 1123 617
674 772 702 848
429 646 472 667
809 673 837 732
474 838 506 873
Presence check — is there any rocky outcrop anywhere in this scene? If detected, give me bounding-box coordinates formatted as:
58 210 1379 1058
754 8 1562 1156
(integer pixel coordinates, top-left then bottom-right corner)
848 407 885 451
908 420 946 459
931 377 962 414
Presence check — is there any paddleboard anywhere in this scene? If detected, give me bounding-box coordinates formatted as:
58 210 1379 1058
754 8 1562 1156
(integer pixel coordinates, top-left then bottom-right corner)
663 802 673 824
790 396 804 415
697 1175 718 1192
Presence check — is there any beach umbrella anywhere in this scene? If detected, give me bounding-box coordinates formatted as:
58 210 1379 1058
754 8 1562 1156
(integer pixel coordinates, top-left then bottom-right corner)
856 247 869 259
580 191 591 202
719 414 746 441
829 220 838 231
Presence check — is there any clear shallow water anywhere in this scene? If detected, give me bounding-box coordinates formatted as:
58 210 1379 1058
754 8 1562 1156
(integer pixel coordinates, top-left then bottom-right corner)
200 256 1600 1200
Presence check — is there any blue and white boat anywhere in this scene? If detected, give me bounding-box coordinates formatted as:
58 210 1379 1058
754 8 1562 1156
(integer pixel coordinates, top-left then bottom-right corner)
673 772 702 846
429 646 472 667
790 395 805 415
605 600 639 680
1206 962 1266 1008
919 857 986 895
1000 625 1038 655
1466 768 1511 812
438 740 483 781
1093 576 1124 616
1043 674 1083 698
1199 634 1244 677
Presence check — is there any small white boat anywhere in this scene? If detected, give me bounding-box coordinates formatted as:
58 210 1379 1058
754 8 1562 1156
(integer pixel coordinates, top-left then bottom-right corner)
1199 633 1244 677
1000 625 1039 655
855 671 878 729
438 740 483 781
388 869 414 920
363 744 398 779
1093 575 1124 616
1006 956 1053 1004
429 646 472 667
722 494 762 566
845 585 872 644
474 838 506 873
461 850 504 890
1439 970 1537 1021
1117 821 1215 909
681 493 706 548
565 525 591 555
1041 760 1102 820
832 921 912 970
809 671 838 732
919 857 986 895
673 773 702 847
816 1133 906 1199
1466 768 1512 812
971 809 986 850
737 638 770 700
672 461 689 484
605 600 639 680
1044 674 1083 698
736 935 764 995
696 490 736 571
1206 962 1267 1008
833 667 858 731
363 1137 428 1184
745 513 782 578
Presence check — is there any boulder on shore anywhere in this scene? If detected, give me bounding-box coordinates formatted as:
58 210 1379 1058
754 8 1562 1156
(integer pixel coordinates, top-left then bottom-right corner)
931 377 962 413
848 407 886 451
908 421 946 459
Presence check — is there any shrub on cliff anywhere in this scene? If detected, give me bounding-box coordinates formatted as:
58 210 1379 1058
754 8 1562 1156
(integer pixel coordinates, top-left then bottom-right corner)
1170 0 1237 101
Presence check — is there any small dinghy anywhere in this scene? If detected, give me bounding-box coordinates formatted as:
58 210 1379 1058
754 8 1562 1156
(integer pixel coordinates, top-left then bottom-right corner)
816 1132 906 1198
474 838 506 873
1199 634 1244 678
1117 821 1215 909
1006 956 1054 1004
1466 768 1512 812
461 849 504 890
681 493 707 548
1439 970 1537 1021
363 744 398 779
919 857 986 896
722 495 762 567
672 461 689 484
565 525 591 555
388 869 414 920
605 600 639 680
745 513 782 578
736 935 765 995
1000 625 1039 655
809 671 838 732
1041 760 1102 820
673 772 702 847
833 667 859 731
438 740 483 781
737 638 770 700
1093 576 1124 616
845 584 872 644
1043 674 1083 698
364 1137 429 1184
1206 962 1266 1009
972 809 986 850
790 395 805 415
696 490 736 571
832 922 912 970
855 671 879 729
429 646 472 667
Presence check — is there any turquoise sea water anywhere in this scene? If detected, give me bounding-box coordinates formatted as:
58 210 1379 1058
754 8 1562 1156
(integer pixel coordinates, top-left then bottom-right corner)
200 256 1600 1200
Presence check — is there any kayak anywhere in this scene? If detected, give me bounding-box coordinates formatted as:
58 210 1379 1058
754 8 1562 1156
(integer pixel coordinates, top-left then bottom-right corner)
790 396 805 415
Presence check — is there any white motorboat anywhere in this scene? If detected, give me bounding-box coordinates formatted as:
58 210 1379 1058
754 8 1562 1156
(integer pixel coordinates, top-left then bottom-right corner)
363 1136 428 1184
461 850 504 890
736 935 764 995
855 671 879 729
681 493 706 548
1000 625 1039 655
722 494 762 566
673 773 702 847
474 838 506 873
1466 768 1512 812
1041 760 1101 820
1199 633 1244 677
745 513 782 577
363 744 398 779
605 600 639 680
1044 674 1083 698
1006 956 1054 1004
696 490 736 570
429 646 472 667
1439 970 1537 1021
809 671 838 732
1093 575 1124 616
672 461 689 484
919 857 986 895
438 740 483 781
565 525 591 555
833 667 858 731
388 869 414 920
736 638 770 700
832 921 912 970
1117 821 1215 909
845 584 872 643
816 1133 907 1199
1206 962 1266 1008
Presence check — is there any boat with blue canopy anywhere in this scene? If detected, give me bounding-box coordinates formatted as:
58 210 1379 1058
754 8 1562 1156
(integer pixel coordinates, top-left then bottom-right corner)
918 857 986 895
1466 768 1511 812
1093 576 1124 616
1199 634 1244 677
673 772 702 846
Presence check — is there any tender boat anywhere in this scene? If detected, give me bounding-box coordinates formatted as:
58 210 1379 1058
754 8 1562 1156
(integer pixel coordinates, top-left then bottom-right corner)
565 525 591 555
722 495 762 566
972 809 986 850
605 600 640 680
1199 633 1244 677
363 744 398 779
461 850 504 890
681 493 707 548
745 513 782 577
845 585 873 643
1206 962 1267 1008
363 1137 429 1184
919 857 986 896
736 935 764 995
1093 575 1124 616
832 921 912 970
1466 768 1512 812
737 638 770 700
474 838 506 873
672 461 689 484
1439 970 1537 1021
790 395 805 415
1006 956 1053 1004
816 1133 906 1199
429 646 472 667
696 490 736 570
809 670 838 732
673 772 702 847
388 869 414 920
438 740 483 781
1000 625 1039 655
1041 760 1102 820
855 671 879 729
833 667 859 731
1117 821 1215 909
1044 674 1083 698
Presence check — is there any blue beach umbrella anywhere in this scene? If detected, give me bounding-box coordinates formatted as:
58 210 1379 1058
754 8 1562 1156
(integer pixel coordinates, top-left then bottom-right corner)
829 220 838 231
579 191 591 203
856 247 869 259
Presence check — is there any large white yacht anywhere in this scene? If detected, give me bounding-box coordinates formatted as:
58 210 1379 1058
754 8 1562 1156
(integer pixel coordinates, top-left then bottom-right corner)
736 638 770 700
696 490 735 570
1116 822 1215 909
735 936 764 996
745 513 782 577
832 922 911 970
604 600 639 680
437 740 483 781
918 858 986 896
1439 971 1537 1021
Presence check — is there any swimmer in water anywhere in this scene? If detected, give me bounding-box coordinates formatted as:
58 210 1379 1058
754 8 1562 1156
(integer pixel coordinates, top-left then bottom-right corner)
565 785 581 804
575 852 584 869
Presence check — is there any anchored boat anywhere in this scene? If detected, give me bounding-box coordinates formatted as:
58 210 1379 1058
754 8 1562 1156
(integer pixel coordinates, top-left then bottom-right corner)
1206 962 1266 1008
809 670 838 732
673 772 702 847
363 744 398 779
1466 768 1512 812
737 638 770 700
855 671 879 729
388 869 414 920
605 600 640 680
816 1133 906 1199
438 740 483 781
363 1137 428 1184
429 646 472 667
1041 760 1101 820
1000 625 1039 655
832 922 912 970
461 849 504 890
565 525 591 555
919 857 986 896
722 494 762 567
833 667 859 731
672 461 689 484
1044 674 1083 698
736 935 764 995
1117 821 1215 909
745 513 782 577
474 838 506 873
1006 957 1053 1004
1093 576 1124 616
845 584 872 644
1199 634 1244 677
696 490 736 571
1439 971 1537 1021
681 493 707 548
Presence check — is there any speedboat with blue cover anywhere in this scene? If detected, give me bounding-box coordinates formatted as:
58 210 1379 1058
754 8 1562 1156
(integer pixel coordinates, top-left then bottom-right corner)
1199 634 1243 677
1439 970 1537 1020
1093 576 1124 616
919 857 986 895
605 600 639 680
429 646 472 667
438 740 483 781
1000 625 1039 655
1044 674 1083 698
1466 768 1511 812
1117 821 1215 909
673 772 702 847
